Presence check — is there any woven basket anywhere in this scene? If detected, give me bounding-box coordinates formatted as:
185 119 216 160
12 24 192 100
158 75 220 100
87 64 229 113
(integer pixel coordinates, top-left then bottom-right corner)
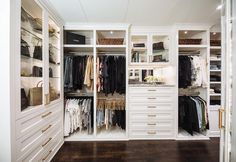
98 38 124 45
179 39 202 45
210 40 221 46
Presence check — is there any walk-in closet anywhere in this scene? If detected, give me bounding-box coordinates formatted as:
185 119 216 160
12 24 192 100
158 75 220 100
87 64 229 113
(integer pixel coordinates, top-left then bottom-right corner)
1 0 236 162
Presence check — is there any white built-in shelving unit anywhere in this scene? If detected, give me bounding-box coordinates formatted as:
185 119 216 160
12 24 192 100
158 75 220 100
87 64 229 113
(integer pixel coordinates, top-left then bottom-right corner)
176 26 210 140
63 24 129 141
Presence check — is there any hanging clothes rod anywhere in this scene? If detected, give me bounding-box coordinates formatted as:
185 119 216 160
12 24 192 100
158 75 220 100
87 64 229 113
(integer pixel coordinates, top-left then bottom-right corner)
66 52 93 56
97 53 126 56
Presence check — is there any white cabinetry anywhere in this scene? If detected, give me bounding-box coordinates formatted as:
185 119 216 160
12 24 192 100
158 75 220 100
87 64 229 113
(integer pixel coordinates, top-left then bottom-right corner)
128 86 175 139
13 0 64 161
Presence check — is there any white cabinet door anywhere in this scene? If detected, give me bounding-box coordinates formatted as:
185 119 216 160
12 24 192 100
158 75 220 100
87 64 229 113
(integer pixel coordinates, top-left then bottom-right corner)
220 0 236 161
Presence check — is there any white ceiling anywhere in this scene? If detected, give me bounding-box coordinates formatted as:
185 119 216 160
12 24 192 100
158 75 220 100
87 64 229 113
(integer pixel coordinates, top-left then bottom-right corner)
48 0 221 26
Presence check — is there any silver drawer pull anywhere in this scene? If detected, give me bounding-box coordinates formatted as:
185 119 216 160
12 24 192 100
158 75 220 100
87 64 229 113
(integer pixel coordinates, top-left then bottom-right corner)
148 89 156 92
148 115 157 117
147 123 156 126
147 131 156 135
42 150 52 161
42 138 52 147
148 106 156 108
147 97 156 100
41 112 52 118
42 124 52 133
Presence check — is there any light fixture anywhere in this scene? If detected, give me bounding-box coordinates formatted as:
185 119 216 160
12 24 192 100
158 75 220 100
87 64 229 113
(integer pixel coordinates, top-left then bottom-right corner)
213 32 217 35
217 4 223 10
110 31 113 35
184 31 188 34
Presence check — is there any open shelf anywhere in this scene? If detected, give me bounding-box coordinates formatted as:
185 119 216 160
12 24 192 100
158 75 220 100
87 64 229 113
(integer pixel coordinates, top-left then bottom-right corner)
64 44 94 53
64 131 95 141
96 127 127 140
177 129 209 140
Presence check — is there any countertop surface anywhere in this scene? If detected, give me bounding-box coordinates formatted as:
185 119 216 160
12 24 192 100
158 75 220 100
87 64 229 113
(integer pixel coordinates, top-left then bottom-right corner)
128 82 175 87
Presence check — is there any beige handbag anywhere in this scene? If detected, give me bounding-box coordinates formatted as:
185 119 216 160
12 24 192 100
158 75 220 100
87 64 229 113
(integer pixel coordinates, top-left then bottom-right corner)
49 84 59 101
28 81 43 106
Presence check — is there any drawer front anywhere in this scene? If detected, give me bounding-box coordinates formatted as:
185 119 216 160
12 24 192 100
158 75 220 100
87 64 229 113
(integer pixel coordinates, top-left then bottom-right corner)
129 129 174 138
38 131 63 162
16 118 62 160
129 87 174 95
129 95 173 103
130 111 174 121
130 120 174 130
18 129 63 162
16 104 62 139
129 103 173 111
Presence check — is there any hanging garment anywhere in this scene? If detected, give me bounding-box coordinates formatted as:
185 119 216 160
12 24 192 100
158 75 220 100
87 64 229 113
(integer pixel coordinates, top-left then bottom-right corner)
97 56 126 95
179 96 209 136
64 98 93 136
179 55 207 88
84 56 94 89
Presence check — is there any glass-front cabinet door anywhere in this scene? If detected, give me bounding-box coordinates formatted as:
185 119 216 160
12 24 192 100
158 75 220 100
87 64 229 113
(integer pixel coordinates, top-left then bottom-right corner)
20 0 43 112
48 18 61 103
19 0 62 116
131 35 148 63
150 35 169 63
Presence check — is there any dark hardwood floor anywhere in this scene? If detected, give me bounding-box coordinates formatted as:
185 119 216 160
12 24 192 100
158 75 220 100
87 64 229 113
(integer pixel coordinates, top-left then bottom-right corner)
52 138 219 162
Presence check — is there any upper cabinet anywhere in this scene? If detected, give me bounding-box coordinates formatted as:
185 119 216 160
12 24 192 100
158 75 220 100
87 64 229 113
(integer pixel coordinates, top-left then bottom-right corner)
129 29 172 67
19 0 63 118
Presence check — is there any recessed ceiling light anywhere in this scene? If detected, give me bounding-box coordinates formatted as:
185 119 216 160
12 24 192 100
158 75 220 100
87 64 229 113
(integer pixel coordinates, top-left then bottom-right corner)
110 31 113 34
184 31 188 34
217 4 223 10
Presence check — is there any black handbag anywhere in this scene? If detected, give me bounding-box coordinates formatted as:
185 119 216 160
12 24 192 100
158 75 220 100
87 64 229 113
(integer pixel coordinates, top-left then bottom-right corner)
49 68 53 78
65 32 85 44
21 39 30 57
133 43 145 47
32 66 42 77
33 46 42 60
153 42 164 51
21 88 28 111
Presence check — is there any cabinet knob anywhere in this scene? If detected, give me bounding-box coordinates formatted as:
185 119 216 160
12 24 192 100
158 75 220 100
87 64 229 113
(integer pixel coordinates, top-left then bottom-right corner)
147 106 156 108
42 150 52 161
41 112 52 118
41 124 52 133
147 131 156 135
148 114 157 117
42 138 52 147
148 89 156 92
147 97 156 100
147 123 157 126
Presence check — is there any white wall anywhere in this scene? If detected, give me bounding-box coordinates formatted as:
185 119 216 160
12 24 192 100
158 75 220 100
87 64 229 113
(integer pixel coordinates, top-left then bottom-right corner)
0 0 13 161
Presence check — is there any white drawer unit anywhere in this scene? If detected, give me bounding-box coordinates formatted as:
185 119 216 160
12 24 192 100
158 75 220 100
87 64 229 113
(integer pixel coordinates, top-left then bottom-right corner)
17 130 63 162
16 104 62 139
130 111 174 120
128 86 175 139
16 118 62 160
130 120 174 130
129 129 174 139
129 103 173 111
129 87 174 95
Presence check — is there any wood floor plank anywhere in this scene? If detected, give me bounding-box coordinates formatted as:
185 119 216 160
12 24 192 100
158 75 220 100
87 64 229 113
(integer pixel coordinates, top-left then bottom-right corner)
52 138 219 162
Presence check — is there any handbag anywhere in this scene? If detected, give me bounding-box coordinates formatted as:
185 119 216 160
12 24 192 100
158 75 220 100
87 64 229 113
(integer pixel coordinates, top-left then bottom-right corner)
21 39 30 57
49 68 53 78
49 45 57 64
153 42 164 51
32 66 42 77
28 81 43 106
21 88 28 110
49 85 59 101
33 45 42 60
